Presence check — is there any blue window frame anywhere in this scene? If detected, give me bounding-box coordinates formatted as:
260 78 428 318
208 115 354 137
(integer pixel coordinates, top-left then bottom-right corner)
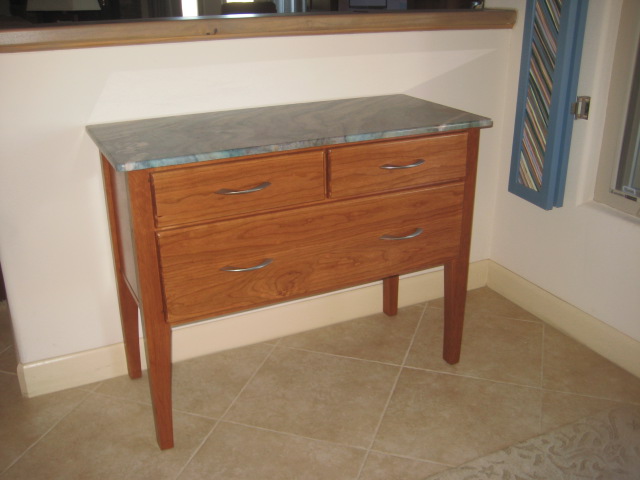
509 0 589 210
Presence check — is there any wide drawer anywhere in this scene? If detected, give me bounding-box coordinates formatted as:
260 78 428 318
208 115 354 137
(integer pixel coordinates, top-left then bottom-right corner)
328 133 468 198
157 184 464 324
151 150 326 227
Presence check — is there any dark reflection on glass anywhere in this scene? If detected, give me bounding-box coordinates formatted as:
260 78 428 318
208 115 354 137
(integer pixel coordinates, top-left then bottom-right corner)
0 0 482 29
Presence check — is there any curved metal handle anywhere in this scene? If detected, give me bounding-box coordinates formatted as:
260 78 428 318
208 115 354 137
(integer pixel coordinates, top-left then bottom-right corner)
380 228 424 241
379 159 425 170
220 258 273 272
215 182 271 195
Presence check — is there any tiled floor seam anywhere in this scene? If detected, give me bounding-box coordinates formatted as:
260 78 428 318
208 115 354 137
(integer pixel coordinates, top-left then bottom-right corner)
276 344 405 368
401 364 544 389
538 322 547 432
197 418 458 477
355 301 429 480
400 364 640 407
90 388 155 407
86 359 587 431
218 342 279 421
0 388 94 477
426 303 543 324
216 418 370 452
173 342 280 480
172 418 223 480
539 387 640 406
366 448 455 468
75 380 106 394
400 301 430 367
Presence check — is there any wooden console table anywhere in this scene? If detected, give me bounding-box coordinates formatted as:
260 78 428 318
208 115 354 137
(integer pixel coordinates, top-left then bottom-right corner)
87 95 492 449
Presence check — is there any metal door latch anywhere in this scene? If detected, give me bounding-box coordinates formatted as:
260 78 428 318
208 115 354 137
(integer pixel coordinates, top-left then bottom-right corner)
571 96 591 120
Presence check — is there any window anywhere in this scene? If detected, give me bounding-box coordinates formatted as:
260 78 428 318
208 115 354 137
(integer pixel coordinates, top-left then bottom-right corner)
594 0 640 217
182 0 198 16
613 39 640 200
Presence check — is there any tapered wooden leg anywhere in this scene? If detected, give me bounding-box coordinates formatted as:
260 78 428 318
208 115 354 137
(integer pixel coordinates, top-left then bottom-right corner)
442 128 478 364
116 275 142 379
102 155 142 379
126 168 175 450
443 259 468 364
143 320 174 450
383 275 399 316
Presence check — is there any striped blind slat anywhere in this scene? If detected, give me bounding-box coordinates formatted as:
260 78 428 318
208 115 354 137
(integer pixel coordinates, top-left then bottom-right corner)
517 0 562 191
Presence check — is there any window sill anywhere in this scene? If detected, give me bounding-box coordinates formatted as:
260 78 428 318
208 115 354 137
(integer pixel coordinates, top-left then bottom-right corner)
0 9 516 54
585 200 640 225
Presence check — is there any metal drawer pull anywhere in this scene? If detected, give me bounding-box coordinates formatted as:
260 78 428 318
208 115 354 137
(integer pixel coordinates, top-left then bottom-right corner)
380 228 424 241
220 258 274 272
379 159 425 170
215 182 271 195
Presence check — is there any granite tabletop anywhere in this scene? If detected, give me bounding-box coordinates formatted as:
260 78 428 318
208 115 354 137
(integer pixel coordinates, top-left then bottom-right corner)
87 95 492 172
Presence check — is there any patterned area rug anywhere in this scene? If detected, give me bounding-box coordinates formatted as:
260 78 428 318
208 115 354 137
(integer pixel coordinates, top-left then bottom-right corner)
425 406 640 480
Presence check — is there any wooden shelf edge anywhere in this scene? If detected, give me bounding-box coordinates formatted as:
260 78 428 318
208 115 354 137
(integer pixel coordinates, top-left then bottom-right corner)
0 9 516 53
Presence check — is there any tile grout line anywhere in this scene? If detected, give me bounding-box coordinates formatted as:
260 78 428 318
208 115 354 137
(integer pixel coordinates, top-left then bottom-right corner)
221 417 370 451
276 343 406 368
400 302 431 368
265 308 609 398
0 345 17 376
172 342 280 480
0 388 94 477
216 341 280 421
366 447 455 468
0 304 16 375
538 322 547 433
536 386 640 406
260 323 548 391
171 420 221 479
168 296 636 480
216 417 458 469
90 388 156 409
399 365 637 405
400 364 543 390
426 304 543 325
354 301 430 480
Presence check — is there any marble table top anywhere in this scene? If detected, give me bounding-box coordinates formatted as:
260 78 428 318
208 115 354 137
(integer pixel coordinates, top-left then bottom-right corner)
87 95 492 172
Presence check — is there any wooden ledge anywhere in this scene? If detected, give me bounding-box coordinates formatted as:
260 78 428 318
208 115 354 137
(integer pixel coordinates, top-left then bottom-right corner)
0 9 516 53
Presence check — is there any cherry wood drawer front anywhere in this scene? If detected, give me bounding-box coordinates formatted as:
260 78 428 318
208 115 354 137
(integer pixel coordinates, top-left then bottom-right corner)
328 133 468 198
157 184 464 324
151 150 326 227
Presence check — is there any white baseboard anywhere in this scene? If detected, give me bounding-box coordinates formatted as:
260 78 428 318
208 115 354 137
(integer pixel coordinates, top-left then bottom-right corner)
18 261 489 397
487 261 640 379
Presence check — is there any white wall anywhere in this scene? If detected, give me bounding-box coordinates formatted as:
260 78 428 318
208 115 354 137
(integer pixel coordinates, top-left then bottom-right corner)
0 28 510 366
490 0 640 341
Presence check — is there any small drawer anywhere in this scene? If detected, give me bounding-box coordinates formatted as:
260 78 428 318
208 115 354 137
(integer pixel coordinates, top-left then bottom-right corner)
151 150 326 227
157 184 463 324
328 133 468 198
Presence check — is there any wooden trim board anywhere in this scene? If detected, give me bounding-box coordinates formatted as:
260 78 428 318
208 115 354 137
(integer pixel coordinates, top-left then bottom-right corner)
0 9 516 53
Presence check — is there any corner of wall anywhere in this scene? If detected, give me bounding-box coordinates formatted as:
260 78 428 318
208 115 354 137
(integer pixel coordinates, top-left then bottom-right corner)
487 260 640 379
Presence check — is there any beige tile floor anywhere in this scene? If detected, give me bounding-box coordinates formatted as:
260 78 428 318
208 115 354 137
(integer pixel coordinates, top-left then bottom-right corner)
1 288 640 479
